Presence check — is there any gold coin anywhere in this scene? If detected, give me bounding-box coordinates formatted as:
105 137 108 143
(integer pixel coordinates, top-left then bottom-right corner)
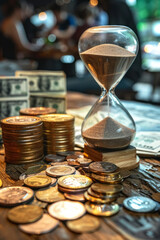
64 192 85 202
0 186 34 207
84 191 116 204
19 213 59 235
66 214 100 233
91 183 123 195
91 173 122 183
87 187 119 199
24 175 52 188
1 116 41 126
20 107 56 116
58 185 88 194
85 202 120 216
40 114 74 123
48 200 86 220
46 165 76 177
36 186 65 203
58 175 92 189
0 179 2 187
7 205 43 224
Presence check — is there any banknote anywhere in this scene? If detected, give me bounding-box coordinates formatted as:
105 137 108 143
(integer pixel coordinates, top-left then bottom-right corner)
30 94 66 113
0 98 29 120
0 77 29 97
15 70 66 93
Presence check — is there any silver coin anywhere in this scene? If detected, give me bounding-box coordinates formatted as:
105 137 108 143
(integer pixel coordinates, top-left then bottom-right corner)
123 196 157 213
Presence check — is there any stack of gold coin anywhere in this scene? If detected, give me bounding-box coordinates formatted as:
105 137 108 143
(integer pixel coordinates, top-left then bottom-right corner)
89 162 122 184
58 175 92 194
1 116 44 164
40 114 74 154
20 107 56 116
84 183 123 204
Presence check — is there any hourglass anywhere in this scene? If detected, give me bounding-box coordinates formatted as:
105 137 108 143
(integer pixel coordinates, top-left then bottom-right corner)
79 26 139 169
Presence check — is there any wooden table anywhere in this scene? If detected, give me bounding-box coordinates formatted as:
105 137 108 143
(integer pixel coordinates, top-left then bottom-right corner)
0 92 160 240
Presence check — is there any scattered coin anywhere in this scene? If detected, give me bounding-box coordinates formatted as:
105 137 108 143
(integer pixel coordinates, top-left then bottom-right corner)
151 193 160 203
48 200 86 220
0 179 2 187
46 165 76 177
45 154 65 163
19 213 59 235
85 202 120 216
58 175 92 189
7 205 43 224
36 186 65 203
91 183 123 195
66 214 100 233
89 162 118 175
24 175 52 188
0 186 34 207
64 192 85 202
77 158 92 166
51 161 68 166
84 191 116 204
58 185 88 194
123 196 157 213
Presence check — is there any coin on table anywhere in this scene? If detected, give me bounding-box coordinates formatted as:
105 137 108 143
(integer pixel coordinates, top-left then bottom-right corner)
77 158 92 166
0 179 2 187
91 183 123 195
48 200 86 220
46 165 76 177
19 213 59 235
45 154 65 163
66 214 100 233
24 175 52 188
36 186 65 203
89 162 118 175
123 196 157 213
85 202 120 216
0 186 34 207
58 175 92 189
7 205 43 224
84 191 116 204
64 192 85 202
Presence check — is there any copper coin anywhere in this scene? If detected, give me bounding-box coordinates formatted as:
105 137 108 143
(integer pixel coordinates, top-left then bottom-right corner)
40 114 74 123
64 192 85 202
1 116 41 126
58 185 88 194
84 191 116 204
24 175 52 188
58 175 92 189
48 200 86 220
91 173 122 183
85 202 120 216
89 162 118 175
19 213 59 235
46 165 76 177
87 187 119 199
77 158 92 166
45 154 65 163
7 205 43 224
66 214 100 233
0 186 34 206
91 183 123 195
36 186 65 203
20 107 56 116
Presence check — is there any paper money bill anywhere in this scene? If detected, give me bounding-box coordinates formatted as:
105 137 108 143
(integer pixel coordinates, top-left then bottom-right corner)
15 70 66 93
0 77 29 97
0 98 29 120
30 94 66 113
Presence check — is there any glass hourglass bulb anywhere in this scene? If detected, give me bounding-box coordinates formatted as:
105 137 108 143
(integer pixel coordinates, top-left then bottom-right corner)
78 25 138 150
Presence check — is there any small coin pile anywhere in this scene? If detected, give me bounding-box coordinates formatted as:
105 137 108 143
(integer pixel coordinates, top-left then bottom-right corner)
1 116 44 164
40 114 74 154
20 107 56 116
89 162 122 184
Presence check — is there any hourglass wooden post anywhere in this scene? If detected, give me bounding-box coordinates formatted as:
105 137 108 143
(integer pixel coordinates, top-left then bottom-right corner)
79 26 139 170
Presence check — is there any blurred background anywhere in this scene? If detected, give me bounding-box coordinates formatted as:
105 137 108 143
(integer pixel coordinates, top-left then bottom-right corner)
0 0 160 104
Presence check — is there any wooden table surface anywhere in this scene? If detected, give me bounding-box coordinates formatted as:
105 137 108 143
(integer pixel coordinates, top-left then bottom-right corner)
0 92 160 240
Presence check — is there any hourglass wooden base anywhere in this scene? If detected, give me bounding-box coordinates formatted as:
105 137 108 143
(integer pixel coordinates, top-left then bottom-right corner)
84 144 139 170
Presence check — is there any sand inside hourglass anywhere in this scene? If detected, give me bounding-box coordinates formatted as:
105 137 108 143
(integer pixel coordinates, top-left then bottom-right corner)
81 44 136 149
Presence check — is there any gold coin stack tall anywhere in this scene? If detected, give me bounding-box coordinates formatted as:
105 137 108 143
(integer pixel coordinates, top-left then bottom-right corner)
19 107 56 116
40 114 74 154
1 116 44 164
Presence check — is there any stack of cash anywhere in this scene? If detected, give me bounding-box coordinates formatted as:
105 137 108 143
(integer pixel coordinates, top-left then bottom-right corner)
1 116 44 164
0 77 29 120
15 71 66 113
40 114 75 154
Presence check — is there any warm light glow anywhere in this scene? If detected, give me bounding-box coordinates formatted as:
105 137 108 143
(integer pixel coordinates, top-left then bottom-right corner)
90 0 98 7
144 44 153 53
39 12 47 21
